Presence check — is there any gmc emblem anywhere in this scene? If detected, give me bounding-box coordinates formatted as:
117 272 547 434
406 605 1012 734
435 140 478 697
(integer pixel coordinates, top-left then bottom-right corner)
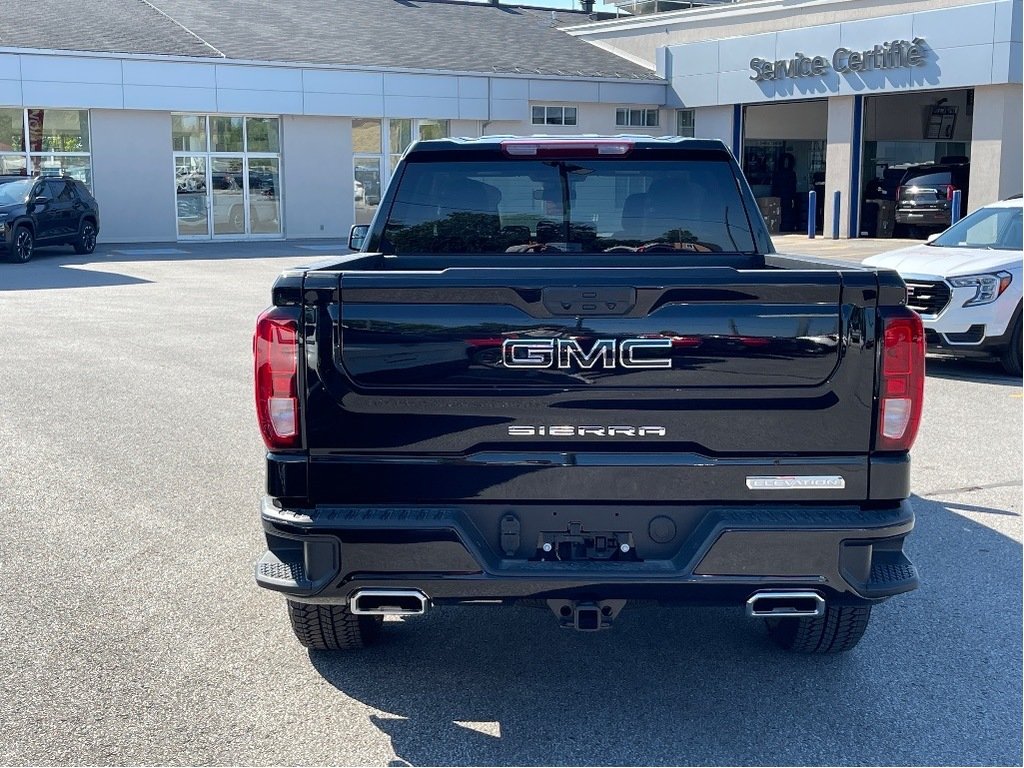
502 338 672 369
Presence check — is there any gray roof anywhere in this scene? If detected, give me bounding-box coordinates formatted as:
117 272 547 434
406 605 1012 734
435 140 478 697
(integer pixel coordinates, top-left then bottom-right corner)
0 0 661 80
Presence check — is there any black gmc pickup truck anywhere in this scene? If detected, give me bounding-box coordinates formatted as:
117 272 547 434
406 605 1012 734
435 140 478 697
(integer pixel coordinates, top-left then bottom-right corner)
254 136 923 654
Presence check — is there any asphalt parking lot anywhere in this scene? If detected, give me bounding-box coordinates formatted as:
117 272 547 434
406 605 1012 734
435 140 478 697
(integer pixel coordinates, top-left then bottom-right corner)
0 241 1021 766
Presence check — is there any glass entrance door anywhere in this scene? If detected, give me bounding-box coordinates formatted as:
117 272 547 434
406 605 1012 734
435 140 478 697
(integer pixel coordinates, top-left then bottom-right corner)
171 114 283 240
175 155 209 238
211 156 246 236
247 157 281 235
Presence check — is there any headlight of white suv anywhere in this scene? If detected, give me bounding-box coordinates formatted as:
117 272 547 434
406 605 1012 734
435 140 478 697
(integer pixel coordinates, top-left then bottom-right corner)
949 271 1013 307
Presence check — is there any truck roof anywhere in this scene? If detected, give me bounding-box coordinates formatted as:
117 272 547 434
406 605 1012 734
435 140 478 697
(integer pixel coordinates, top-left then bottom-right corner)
406 135 730 154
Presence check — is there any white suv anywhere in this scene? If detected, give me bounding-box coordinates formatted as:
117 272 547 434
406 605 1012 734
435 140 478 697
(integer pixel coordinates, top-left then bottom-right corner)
864 197 1022 376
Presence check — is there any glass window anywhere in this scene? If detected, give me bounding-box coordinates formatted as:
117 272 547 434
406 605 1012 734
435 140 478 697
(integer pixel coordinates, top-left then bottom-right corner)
0 108 24 152
175 155 209 237
31 156 91 187
677 109 695 138
27 109 90 152
0 178 33 204
210 116 244 153
245 117 280 153
616 108 659 128
389 119 413 156
173 114 283 239
46 179 74 201
211 156 245 234
531 106 577 127
248 157 281 234
931 206 1023 251
354 155 383 226
353 119 382 154
418 119 449 141
901 170 953 187
172 114 207 152
0 154 27 175
381 157 755 254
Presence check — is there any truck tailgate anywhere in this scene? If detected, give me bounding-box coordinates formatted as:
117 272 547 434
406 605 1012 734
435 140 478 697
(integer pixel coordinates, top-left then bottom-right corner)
301 265 880 502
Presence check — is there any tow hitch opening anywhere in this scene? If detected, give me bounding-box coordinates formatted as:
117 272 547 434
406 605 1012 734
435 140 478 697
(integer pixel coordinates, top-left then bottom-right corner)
547 599 626 631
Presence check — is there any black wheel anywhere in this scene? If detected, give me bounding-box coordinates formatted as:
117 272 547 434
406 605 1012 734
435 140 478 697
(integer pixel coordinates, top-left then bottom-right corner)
9 226 34 263
766 604 872 653
73 220 97 254
1000 313 1022 377
286 600 382 650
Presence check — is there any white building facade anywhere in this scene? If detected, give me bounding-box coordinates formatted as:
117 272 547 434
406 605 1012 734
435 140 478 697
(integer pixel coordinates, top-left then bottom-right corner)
569 0 1023 237
0 50 668 243
0 0 1019 243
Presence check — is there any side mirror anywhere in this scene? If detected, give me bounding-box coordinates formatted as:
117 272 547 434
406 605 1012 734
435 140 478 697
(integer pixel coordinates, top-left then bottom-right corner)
33 195 50 206
348 224 369 251
926 232 940 243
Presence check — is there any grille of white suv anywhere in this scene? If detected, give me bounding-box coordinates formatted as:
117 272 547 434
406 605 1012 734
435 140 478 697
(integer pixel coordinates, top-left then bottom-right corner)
905 280 951 315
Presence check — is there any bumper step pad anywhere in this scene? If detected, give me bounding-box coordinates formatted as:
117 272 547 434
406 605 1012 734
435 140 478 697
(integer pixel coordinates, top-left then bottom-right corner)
862 551 919 597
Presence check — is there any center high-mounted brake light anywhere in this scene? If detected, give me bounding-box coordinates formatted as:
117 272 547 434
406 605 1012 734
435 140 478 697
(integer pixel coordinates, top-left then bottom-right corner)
877 307 925 452
254 307 301 450
500 139 634 158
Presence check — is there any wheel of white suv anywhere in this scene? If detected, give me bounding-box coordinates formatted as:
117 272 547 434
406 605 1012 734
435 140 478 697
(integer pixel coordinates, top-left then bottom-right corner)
9 226 34 263
1001 313 1022 377
286 600 382 650
74 220 97 255
766 604 872 653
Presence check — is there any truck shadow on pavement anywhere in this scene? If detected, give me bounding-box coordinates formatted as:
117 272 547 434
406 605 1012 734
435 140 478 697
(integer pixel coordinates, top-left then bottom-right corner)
310 493 1022 767
0 242 334 291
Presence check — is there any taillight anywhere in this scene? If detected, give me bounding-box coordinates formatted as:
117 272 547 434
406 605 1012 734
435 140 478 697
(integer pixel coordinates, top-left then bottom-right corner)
946 184 957 201
877 308 925 451
254 307 300 450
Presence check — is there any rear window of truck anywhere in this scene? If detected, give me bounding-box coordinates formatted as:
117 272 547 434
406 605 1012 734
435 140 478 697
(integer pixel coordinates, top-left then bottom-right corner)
379 157 757 255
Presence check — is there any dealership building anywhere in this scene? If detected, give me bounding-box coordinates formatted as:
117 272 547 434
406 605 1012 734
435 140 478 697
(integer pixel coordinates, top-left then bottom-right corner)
0 0 1020 243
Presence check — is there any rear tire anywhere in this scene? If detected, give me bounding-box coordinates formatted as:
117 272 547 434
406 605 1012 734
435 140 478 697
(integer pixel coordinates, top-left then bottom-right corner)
286 600 382 650
1000 314 1022 377
766 604 872 653
74 220 97 254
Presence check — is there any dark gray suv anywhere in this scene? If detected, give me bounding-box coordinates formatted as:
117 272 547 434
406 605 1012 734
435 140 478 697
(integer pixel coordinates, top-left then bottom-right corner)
0 175 100 263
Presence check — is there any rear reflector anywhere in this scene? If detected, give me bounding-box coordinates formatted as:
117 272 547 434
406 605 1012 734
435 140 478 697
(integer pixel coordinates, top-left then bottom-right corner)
877 308 925 451
254 307 301 450
501 139 633 158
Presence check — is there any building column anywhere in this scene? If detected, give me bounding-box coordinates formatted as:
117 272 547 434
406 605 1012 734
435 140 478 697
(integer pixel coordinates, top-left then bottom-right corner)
824 96 861 239
691 105 736 152
91 110 176 243
969 84 1023 210
281 115 351 239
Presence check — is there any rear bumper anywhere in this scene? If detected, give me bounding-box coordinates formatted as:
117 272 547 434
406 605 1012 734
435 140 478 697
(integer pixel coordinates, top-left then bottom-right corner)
896 208 950 227
255 497 918 607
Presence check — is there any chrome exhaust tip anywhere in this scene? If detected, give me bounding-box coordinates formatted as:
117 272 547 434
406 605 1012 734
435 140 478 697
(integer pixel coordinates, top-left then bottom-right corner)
745 591 825 618
349 588 429 616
